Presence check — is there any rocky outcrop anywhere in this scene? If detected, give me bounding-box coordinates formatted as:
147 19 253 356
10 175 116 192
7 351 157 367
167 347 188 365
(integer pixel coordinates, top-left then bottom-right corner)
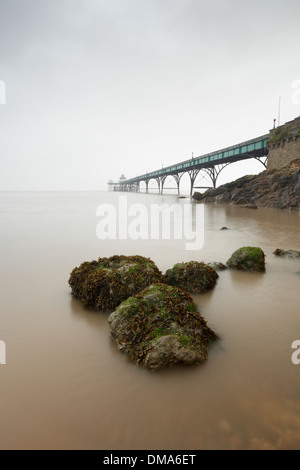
193 159 300 211
273 248 300 259
227 247 266 272
68 255 165 310
164 261 218 294
108 283 217 369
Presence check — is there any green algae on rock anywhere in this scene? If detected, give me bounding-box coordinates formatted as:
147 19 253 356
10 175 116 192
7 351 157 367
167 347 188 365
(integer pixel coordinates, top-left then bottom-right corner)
273 248 300 259
227 247 266 272
108 283 217 369
68 255 166 310
164 261 218 294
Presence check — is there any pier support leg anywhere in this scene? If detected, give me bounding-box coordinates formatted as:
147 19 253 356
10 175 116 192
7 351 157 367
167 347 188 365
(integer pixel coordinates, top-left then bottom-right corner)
188 169 200 196
160 176 167 194
155 178 161 194
173 173 183 195
202 163 231 189
255 155 268 168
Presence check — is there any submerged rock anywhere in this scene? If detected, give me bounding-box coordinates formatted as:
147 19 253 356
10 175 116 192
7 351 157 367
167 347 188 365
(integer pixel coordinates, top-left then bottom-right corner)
108 283 217 369
68 255 165 310
241 203 258 209
208 261 228 271
227 247 266 272
165 261 218 294
273 248 300 259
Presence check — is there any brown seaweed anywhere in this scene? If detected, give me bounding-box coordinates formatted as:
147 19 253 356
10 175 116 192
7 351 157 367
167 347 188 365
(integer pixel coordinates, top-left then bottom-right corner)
68 255 166 310
164 261 219 294
108 283 217 369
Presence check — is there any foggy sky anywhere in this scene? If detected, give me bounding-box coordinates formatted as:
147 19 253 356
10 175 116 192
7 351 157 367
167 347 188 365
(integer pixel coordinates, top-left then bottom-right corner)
0 0 299 190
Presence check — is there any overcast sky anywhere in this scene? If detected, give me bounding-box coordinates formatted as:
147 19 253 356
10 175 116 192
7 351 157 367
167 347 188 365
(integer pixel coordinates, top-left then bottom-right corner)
0 0 299 191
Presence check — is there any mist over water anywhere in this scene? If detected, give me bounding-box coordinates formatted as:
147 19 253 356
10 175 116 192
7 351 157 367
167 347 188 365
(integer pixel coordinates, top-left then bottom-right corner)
0 191 300 450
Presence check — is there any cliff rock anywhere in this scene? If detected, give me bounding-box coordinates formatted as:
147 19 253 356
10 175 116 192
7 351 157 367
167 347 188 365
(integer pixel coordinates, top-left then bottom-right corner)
193 159 300 211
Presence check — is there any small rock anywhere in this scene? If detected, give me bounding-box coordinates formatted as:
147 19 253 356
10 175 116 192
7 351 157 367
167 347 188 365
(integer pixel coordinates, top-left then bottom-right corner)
227 246 266 272
192 192 203 201
208 262 228 271
273 248 300 259
220 226 229 230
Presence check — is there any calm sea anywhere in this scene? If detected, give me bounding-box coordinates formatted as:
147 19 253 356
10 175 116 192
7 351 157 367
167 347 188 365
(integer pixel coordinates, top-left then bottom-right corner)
0 190 300 450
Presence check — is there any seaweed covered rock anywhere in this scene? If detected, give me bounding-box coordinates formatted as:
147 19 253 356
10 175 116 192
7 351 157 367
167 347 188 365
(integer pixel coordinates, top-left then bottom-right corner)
164 261 218 294
227 247 266 272
108 283 217 369
68 255 165 310
273 248 300 259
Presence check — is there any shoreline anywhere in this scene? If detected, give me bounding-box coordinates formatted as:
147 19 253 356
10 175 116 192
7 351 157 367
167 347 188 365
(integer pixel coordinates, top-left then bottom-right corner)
192 159 300 212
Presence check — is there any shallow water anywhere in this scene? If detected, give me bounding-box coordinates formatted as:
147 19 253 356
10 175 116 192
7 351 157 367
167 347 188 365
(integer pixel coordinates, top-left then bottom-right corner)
0 191 300 450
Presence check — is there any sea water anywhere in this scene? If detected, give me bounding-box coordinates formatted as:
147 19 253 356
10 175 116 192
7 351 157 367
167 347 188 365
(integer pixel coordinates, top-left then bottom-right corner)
0 191 299 450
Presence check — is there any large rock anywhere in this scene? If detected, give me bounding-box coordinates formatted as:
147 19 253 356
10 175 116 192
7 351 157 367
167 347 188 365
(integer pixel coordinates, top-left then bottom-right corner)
68 255 165 310
108 283 217 369
165 261 218 294
192 159 300 211
227 247 266 272
273 248 300 259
